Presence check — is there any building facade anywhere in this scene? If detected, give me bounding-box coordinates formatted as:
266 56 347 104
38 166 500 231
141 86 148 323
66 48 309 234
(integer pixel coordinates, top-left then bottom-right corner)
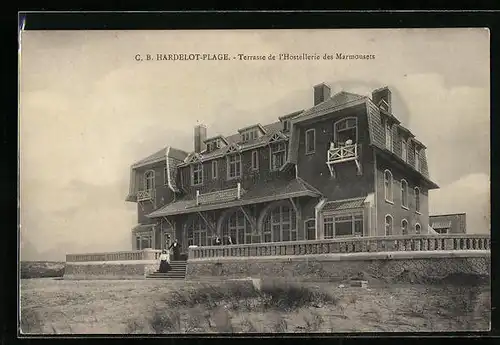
429 213 467 234
126 83 439 257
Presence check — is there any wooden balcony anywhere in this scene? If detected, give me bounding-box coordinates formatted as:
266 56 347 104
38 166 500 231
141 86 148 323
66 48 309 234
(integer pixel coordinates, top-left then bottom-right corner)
137 189 154 202
187 234 490 260
326 143 361 176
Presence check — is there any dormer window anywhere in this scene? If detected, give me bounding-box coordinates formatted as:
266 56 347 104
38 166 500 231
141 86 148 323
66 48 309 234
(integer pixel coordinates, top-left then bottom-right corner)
385 120 393 151
414 146 421 172
401 138 408 162
270 142 287 171
334 117 357 146
191 163 203 186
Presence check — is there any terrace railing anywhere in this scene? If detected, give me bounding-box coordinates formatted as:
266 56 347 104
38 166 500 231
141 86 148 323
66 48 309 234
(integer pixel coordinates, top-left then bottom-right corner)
188 234 490 260
66 248 162 262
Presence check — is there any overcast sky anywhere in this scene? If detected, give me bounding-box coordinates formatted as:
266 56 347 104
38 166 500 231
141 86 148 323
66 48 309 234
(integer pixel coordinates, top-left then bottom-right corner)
19 29 490 261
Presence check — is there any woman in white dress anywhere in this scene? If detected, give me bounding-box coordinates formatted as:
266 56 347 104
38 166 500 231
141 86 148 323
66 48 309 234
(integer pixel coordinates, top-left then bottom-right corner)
159 249 171 273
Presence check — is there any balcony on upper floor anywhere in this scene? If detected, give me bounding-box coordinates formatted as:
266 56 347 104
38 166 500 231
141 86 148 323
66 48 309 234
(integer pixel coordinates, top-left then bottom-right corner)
326 141 361 177
137 189 154 202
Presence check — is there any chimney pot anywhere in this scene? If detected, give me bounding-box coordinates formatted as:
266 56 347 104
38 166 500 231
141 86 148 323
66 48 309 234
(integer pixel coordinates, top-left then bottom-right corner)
313 83 331 106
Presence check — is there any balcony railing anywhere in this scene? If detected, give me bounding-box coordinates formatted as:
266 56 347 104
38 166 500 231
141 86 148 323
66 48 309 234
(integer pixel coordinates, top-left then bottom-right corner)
66 248 162 262
137 189 154 202
327 143 359 164
188 234 490 260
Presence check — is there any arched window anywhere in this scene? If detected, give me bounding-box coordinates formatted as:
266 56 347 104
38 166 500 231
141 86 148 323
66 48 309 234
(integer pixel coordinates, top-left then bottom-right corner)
186 214 209 247
334 117 358 146
414 187 421 213
385 214 393 236
222 209 254 245
401 219 408 235
415 223 421 234
144 170 155 190
262 203 297 242
401 179 408 208
384 170 393 202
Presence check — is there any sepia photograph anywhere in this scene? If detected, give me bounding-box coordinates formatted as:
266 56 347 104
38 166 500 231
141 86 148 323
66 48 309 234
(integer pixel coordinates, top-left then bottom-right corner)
19 27 490 334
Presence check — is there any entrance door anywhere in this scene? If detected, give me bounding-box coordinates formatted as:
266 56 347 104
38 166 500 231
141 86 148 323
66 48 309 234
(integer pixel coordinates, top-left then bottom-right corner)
161 226 174 251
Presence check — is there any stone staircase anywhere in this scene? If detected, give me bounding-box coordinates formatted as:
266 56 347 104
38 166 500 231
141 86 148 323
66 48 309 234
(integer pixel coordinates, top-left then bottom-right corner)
146 261 187 280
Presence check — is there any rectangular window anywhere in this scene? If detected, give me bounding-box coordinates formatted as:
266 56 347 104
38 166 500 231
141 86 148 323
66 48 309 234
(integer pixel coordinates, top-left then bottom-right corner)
135 236 141 250
385 121 393 151
401 139 408 162
191 163 203 186
435 228 449 234
227 154 242 179
414 148 420 172
324 217 334 239
305 219 316 240
164 167 168 185
251 150 259 171
212 160 218 179
270 142 287 171
305 129 316 154
323 213 363 238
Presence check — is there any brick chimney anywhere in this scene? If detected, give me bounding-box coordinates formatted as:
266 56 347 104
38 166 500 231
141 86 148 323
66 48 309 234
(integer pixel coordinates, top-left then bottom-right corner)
313 83 331 106
372 86 392 113
194 124 207 153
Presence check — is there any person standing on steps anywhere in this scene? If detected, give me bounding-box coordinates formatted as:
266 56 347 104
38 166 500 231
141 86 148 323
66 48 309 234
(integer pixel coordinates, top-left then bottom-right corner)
158 249 171 273
169 238 181 261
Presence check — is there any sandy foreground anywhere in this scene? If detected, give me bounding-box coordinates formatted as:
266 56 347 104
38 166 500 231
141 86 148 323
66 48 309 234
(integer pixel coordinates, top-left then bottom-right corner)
19 278 490 334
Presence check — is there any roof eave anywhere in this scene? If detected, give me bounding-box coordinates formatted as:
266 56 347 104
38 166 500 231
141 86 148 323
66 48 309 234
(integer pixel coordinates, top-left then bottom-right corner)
146 189 320 218
372 145 439 190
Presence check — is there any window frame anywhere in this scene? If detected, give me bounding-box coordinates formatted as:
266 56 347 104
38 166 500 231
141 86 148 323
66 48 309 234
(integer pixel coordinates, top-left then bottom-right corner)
414 187 421 214
401 219 408 235
415 223 421 234
212 160 218 180
262 204 297 242
401 138 408 162
251 150 259 171
144 170 155 191
269 142 287 172
305 128 316 154
164 166 168 185
414 146 420 172
304 218 316 240
385 120 393 151
226 153 242 180
333 117 358 146
401 179 409 209
191 163 203 186
322 212 364 239
384 170 394 204
385 214 393 236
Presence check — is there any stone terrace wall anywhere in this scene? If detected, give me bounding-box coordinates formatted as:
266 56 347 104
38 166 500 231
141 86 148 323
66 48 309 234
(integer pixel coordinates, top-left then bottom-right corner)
64 260 158 280
186 251 490 282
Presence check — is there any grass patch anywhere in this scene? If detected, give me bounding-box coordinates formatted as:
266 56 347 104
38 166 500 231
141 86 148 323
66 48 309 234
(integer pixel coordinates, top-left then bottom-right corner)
164 280 338 313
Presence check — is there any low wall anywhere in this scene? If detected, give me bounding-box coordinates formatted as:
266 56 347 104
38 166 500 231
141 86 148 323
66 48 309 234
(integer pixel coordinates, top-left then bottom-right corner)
64 260 159 280
186 250 491 282
64 249 162 280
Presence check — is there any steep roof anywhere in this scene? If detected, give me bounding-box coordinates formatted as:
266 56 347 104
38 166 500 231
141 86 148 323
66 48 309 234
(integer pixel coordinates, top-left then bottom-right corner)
131 146 188 169
179 121 289 165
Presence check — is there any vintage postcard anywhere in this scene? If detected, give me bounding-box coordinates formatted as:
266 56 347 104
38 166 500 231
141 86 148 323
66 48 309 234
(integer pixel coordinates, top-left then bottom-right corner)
19 28 490 334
